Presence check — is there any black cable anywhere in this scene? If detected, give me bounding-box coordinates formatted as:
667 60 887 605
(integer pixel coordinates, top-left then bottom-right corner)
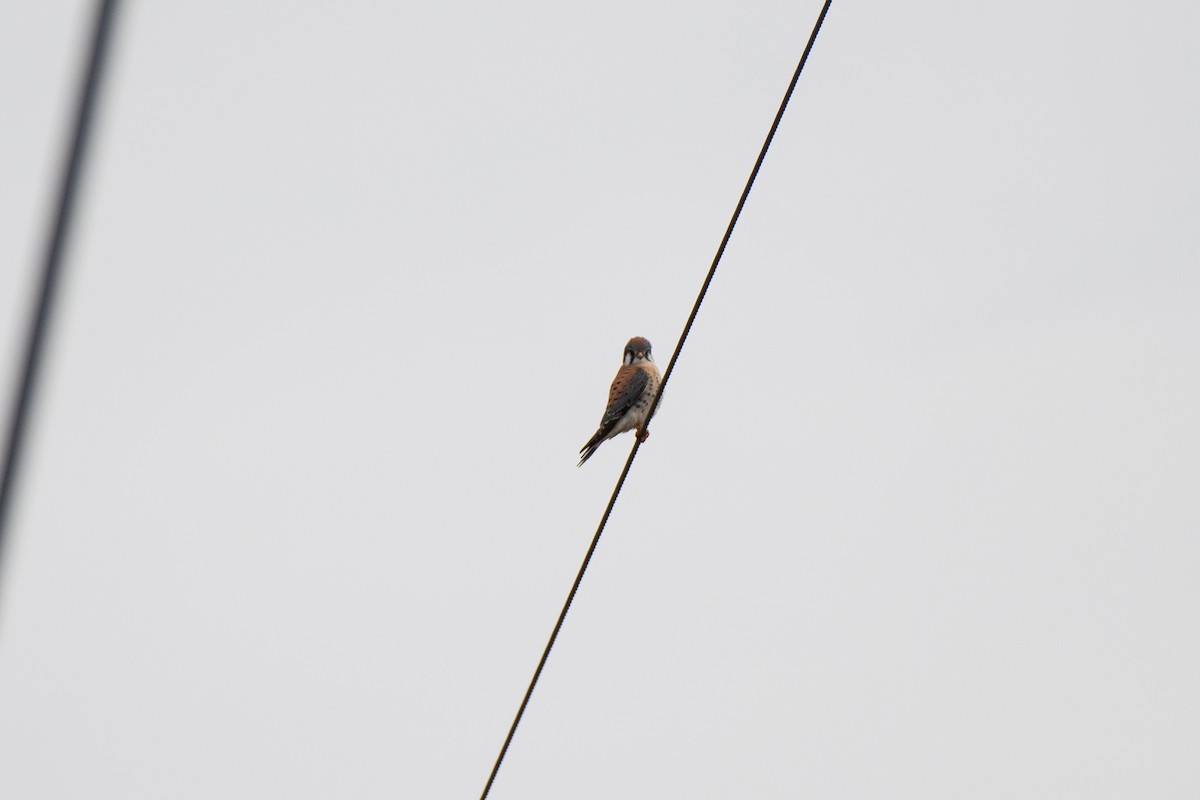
478 441 641 800
479 2 833 796
0 0 121 588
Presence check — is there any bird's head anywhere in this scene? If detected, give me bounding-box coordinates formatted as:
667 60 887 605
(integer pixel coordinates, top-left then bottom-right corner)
623 336 653 365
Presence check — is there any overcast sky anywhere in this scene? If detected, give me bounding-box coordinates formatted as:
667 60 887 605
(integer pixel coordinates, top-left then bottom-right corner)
2 1 1198 798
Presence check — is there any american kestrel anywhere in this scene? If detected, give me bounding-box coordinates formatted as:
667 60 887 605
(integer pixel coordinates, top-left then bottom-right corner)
578 336 661 466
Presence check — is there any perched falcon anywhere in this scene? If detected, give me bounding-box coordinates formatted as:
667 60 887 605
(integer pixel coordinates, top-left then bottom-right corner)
578 336 661 466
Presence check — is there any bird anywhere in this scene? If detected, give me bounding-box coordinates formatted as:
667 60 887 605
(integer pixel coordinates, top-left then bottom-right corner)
578 336 661 466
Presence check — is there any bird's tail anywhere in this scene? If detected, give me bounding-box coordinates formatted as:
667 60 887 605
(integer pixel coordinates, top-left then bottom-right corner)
577 432 604 467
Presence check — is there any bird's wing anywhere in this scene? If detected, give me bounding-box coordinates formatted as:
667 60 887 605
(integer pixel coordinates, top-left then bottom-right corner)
578 366 650 466
599 365 649 430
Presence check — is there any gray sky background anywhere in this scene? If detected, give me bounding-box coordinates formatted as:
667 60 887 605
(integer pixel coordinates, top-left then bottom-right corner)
2 1 1198 797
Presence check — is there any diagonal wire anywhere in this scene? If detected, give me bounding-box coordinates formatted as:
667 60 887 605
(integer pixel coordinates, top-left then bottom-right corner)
0 0 121 588
479 2 833 796
652 0 833 409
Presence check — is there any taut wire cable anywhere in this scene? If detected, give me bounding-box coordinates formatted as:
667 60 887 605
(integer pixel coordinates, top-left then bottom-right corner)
479 2 833 797
0 0 122 594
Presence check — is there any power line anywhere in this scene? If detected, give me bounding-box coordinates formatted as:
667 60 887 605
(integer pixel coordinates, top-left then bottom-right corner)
478 2 833 797
0 0 121 589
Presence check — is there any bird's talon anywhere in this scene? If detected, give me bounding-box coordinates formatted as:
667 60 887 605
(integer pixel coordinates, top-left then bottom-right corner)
637 427 650 443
